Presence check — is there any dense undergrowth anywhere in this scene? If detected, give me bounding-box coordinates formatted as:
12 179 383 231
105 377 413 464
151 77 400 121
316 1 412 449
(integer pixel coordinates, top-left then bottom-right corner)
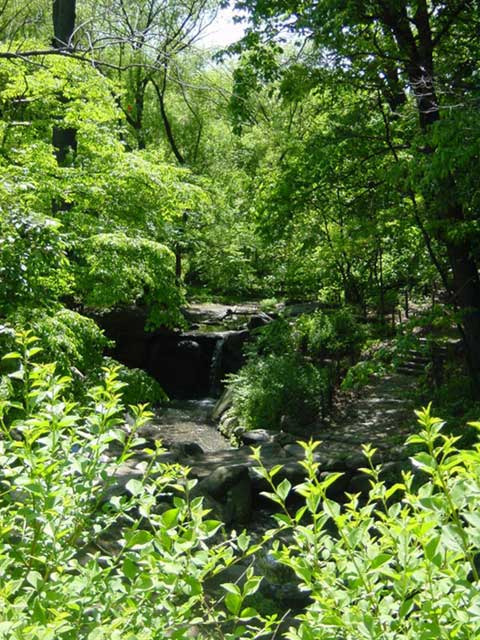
2 332 480 638
224 307 365 433
342 306 480 442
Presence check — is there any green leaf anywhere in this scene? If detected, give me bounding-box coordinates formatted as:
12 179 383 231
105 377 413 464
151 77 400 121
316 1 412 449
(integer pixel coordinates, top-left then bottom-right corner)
411 452 437 473
26 571 43 588
122 558 137 580
125 478 143 496
222 583 241 596
369 553 391 570
161 508 180 528
2 352 21 360
276 478 291 502
225 592 242 615
125 529 152 548
237 530 251 552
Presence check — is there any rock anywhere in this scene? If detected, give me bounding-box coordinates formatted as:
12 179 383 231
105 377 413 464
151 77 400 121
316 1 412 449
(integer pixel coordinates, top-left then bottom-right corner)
195 464 252 524
279 414 318 437
218 330 250 380
347 472 372 496
247 312 273 331
177 339 201 353
218 414 239 439
241 429 276 446
154 452 179 465
283 443 306 458
282 301 322 317
271 431 297 446
198 464 248 499
211 387 234 422
172 442 204 458
343 452 368 470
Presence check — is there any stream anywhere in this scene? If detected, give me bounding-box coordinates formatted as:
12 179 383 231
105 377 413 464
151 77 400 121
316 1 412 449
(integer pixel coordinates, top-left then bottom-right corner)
152 398 231 453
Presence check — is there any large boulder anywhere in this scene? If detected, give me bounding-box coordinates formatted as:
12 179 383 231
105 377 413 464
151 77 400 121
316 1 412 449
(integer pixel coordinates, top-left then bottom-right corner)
194 464 252 524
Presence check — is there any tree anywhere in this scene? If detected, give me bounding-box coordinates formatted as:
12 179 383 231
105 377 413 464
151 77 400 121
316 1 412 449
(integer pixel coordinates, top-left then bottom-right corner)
234 0 480 382
52 0 77 167
80 0 218 156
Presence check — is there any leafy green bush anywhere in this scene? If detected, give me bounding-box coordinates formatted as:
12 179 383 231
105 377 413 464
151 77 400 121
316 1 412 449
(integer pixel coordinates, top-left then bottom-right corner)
1 313 168 407
3 332 480 639
250 307 364 363
229 308 364 432
76 233 185 329
227 354 329 431
248 317 293 357
254 406 480 639
6 307 110 375
0 209 72 312
100 357 169 406
340 358 388 390
294 307 364 360
0 332 275 639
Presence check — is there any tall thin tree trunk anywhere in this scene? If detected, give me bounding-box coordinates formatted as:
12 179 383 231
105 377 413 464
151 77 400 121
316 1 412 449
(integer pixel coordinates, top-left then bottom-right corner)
52 0 77 168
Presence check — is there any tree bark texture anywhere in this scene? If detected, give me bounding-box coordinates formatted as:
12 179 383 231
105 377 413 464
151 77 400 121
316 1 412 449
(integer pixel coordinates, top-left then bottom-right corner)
52 1 77 169
52 0 76 49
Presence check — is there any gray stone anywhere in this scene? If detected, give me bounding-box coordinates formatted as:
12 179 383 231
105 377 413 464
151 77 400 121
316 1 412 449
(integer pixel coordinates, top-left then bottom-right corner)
198 464 249 499
247 312 273 331
343 452 368 470
271 431 297 446
219 414 239 438
257 442 286 458
240 429 275 446
283 443 306 459
279 414 318 436
347 473 372 496
194 464 252 524
211 387 234 422
172 442 204 458
276 460 306 485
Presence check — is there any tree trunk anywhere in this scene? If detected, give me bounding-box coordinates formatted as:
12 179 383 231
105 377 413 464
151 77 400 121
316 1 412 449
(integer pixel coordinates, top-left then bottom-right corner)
52 0 76 49
52 0 77 168
383 2 480 383
152 76 185 165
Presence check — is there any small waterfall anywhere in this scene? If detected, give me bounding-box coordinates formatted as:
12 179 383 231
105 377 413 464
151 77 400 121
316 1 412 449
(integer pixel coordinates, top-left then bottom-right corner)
209 336 226 396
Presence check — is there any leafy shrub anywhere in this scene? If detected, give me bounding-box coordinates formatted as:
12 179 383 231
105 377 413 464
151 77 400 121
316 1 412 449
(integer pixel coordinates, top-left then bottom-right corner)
341 358 388 390
0 332 275 639
6 306 110 374
1 312 168 407
255 406 480 639
248 317 294 357
0 209 72 312
76 232 185 329
230 308 364 432
100 357 169 406
3 332 480 639
227 354 329 431
294 307 364 360
250 307 365 363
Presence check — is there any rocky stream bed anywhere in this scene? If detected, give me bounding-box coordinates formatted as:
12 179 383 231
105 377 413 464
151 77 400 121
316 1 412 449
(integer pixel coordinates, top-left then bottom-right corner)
97 302 424 620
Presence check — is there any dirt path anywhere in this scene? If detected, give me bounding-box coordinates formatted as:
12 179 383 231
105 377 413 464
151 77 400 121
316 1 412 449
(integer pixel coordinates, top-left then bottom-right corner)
323 372 417 453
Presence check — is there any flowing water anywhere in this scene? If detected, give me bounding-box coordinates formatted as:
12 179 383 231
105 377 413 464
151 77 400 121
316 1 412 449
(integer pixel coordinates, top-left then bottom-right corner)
152 398 231 453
